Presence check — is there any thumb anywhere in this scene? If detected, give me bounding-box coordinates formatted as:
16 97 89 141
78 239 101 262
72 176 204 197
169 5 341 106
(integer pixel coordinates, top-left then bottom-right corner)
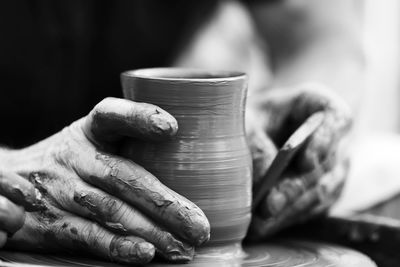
82 97 178 145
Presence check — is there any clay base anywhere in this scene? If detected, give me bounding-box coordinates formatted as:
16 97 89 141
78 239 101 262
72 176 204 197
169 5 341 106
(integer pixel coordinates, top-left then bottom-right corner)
0 240 376 267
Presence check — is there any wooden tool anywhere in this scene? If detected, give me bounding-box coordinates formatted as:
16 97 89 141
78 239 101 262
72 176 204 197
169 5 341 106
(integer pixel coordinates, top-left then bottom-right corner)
253 111 325 211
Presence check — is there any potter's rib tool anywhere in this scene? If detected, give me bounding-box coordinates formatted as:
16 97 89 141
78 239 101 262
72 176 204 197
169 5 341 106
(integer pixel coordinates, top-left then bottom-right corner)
252 111 325 211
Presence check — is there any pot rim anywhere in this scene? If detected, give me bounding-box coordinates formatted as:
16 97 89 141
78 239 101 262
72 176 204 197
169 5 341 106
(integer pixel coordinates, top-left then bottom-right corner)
121 68 247 82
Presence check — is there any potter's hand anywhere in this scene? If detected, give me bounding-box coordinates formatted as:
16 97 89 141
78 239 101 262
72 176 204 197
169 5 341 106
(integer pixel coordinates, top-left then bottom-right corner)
2 97 210 264
246 84 352 240
0 170 43 248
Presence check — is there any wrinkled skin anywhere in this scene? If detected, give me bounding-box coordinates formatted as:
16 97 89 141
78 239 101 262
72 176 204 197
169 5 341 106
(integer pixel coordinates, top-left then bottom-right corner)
246 84 352 240
0 170 43 248
0 85 351 262
0 97 210 264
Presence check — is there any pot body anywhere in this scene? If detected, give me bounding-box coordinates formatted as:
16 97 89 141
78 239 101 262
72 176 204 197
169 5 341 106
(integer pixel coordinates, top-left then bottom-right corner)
121 68 252 246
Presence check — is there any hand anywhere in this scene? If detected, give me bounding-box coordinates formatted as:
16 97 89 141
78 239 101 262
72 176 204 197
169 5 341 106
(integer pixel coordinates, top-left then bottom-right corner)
1 97 210 264
246 84 352 240
0 169 43 248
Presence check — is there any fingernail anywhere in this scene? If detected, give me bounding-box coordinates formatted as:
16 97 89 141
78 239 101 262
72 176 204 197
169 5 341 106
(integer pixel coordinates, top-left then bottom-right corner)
156 232 194 262
266 189 287 217
280 179 304 200
194 228 210 246
150 111 178 137
182 208 210 246
110 237 155 264
164 240 194 262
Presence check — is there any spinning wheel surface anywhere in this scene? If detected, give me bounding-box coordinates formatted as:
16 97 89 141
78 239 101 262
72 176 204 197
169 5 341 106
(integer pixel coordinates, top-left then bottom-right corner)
0 240 376 267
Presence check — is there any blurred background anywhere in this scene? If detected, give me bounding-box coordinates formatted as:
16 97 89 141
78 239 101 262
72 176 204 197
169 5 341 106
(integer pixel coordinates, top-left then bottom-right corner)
358 0 399 134
0 0 400 219
333 0 400 216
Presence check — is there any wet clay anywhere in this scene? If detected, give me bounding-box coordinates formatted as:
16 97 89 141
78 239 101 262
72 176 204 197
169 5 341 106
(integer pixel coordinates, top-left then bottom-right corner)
0 240 376 266
121 68 252 246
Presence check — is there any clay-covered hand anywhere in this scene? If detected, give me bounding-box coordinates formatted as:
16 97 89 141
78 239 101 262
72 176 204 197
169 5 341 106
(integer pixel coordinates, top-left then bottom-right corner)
1 97 210 264
0 169 43 248
246 84 352 240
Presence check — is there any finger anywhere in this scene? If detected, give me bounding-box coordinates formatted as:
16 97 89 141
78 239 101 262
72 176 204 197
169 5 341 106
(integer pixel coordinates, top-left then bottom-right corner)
288 85 352 172
257 158 324 220
248 181 321 241
293 111 350 173
276 160 347 226
72 148 210 246
82 97 178 144
0 195 25 234
253 85 352 164
306 159 349 218
258 147 339 219
9 207 155 264
0 170 44 211
249 159 348 240
258 178 305 219
51 173 194 262
290 84 347 120
0 231 7 248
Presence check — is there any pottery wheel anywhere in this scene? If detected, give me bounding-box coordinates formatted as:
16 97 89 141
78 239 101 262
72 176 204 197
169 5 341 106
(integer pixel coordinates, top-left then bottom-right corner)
0 240 376 267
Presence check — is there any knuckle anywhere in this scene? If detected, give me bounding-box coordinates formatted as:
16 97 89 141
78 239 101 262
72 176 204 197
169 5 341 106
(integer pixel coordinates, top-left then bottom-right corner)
94 152 122 180
28 172 51 197
58 221 112 253
277 179 304 201
51 140 79 169
101 157 122 179
73 190 124 228
95 97 114 113
80 222 103 243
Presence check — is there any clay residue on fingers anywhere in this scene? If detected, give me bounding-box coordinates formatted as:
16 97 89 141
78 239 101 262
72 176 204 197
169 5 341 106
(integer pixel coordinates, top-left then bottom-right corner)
109 236 155 264
0 172 46 212
154 231 194 262
24 173 49 211
119 176 210 246
92 153 210 246
89 98 178 142
73 188 195 261
9 186 46 212
174 201 210 246
148 108 178 138
73 190 128 233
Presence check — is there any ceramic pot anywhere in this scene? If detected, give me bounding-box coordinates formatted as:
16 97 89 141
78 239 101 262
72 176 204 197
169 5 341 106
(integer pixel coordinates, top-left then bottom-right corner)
121 68 252 246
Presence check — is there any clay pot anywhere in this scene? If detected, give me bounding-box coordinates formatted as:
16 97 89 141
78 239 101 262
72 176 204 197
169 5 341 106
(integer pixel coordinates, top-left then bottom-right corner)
121 68 252 247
